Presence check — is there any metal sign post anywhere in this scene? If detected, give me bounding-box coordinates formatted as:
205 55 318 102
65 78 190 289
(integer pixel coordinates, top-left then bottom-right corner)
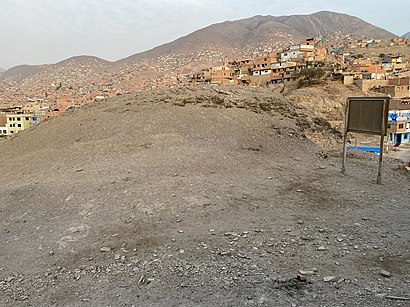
377 101 389 184
341 101 350 175
341 96 390 184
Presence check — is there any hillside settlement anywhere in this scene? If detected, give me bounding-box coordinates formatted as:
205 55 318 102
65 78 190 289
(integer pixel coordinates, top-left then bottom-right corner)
1 34 410 146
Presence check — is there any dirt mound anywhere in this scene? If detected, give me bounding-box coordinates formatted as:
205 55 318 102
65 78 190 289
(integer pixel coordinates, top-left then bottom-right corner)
137 85 342 149
0 86 409 306
285 81 365 121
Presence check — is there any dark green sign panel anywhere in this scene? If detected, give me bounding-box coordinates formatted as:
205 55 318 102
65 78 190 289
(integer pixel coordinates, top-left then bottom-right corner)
347 97 389 135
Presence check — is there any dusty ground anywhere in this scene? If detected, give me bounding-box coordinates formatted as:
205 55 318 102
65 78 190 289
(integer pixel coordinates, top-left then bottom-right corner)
0 86 409 306
387 145 410 167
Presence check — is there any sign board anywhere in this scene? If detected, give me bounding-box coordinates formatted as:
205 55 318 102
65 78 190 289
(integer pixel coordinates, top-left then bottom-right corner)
342 96 390 184
346 97 389 135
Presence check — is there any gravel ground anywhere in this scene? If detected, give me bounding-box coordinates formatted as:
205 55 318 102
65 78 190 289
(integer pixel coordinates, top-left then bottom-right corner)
387 146 410 166
0 87 409 306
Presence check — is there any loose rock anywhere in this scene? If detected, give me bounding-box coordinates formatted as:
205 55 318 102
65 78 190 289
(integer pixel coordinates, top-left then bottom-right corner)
323 276 336 282
381 270 391 278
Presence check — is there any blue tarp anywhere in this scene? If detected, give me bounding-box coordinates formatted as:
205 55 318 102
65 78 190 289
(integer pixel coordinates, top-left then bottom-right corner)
348 146 380 154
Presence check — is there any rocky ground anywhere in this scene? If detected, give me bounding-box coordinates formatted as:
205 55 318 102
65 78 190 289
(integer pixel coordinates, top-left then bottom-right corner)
0 86 409 306
285 80 366 122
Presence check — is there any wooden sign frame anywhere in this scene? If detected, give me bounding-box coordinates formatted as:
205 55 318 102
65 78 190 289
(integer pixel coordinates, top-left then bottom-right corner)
341 96 390 184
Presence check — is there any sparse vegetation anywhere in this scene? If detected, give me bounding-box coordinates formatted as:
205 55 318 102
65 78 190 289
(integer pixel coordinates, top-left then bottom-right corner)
297 68 325 86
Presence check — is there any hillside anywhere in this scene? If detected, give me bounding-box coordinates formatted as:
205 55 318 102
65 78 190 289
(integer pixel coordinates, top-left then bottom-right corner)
0 64 48 83
119 16 303 62
0 68 5 73
0 56 115 83
55 55 115 68
0 87 409 306
0 11 398 99
276 11 395 39
120 11 396 62
403 32 410 39
285 80 372 121
0 55 121 104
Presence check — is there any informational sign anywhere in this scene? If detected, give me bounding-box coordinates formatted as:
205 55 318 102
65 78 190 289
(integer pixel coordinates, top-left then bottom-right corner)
346 97 389 135
342 97 390 184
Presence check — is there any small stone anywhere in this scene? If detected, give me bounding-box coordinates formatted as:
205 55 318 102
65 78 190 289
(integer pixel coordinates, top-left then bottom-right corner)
219 251 231 256
6 276 14 282
75 168 83 172
381 270 391 278
296 189 303 192
297 274 307 282
224 232 237 236
49 250 55 256
114 254 121 260
299 270 314 275
65 195 74 202
177 230 184 233
317 246 326 251
323 276 336 282
100 247 111 252
297 220 303 225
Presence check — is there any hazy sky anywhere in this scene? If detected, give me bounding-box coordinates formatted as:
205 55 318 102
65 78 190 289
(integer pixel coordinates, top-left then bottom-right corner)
1 0 409 69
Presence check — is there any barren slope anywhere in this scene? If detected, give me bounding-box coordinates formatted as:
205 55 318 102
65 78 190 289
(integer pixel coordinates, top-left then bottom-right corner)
0 87 409 306
276 11 395 39
285 81 370 121
119 16 303 62
121 11 396 63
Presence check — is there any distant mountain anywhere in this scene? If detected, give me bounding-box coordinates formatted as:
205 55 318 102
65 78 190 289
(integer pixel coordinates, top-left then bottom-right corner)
0 56 115 83
1 11 398 84
55 55 113 67
119 11 396 63
0 64 47 82
403 32 410 39
275 11 395 39
118 15 303 62
0 68 6 73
